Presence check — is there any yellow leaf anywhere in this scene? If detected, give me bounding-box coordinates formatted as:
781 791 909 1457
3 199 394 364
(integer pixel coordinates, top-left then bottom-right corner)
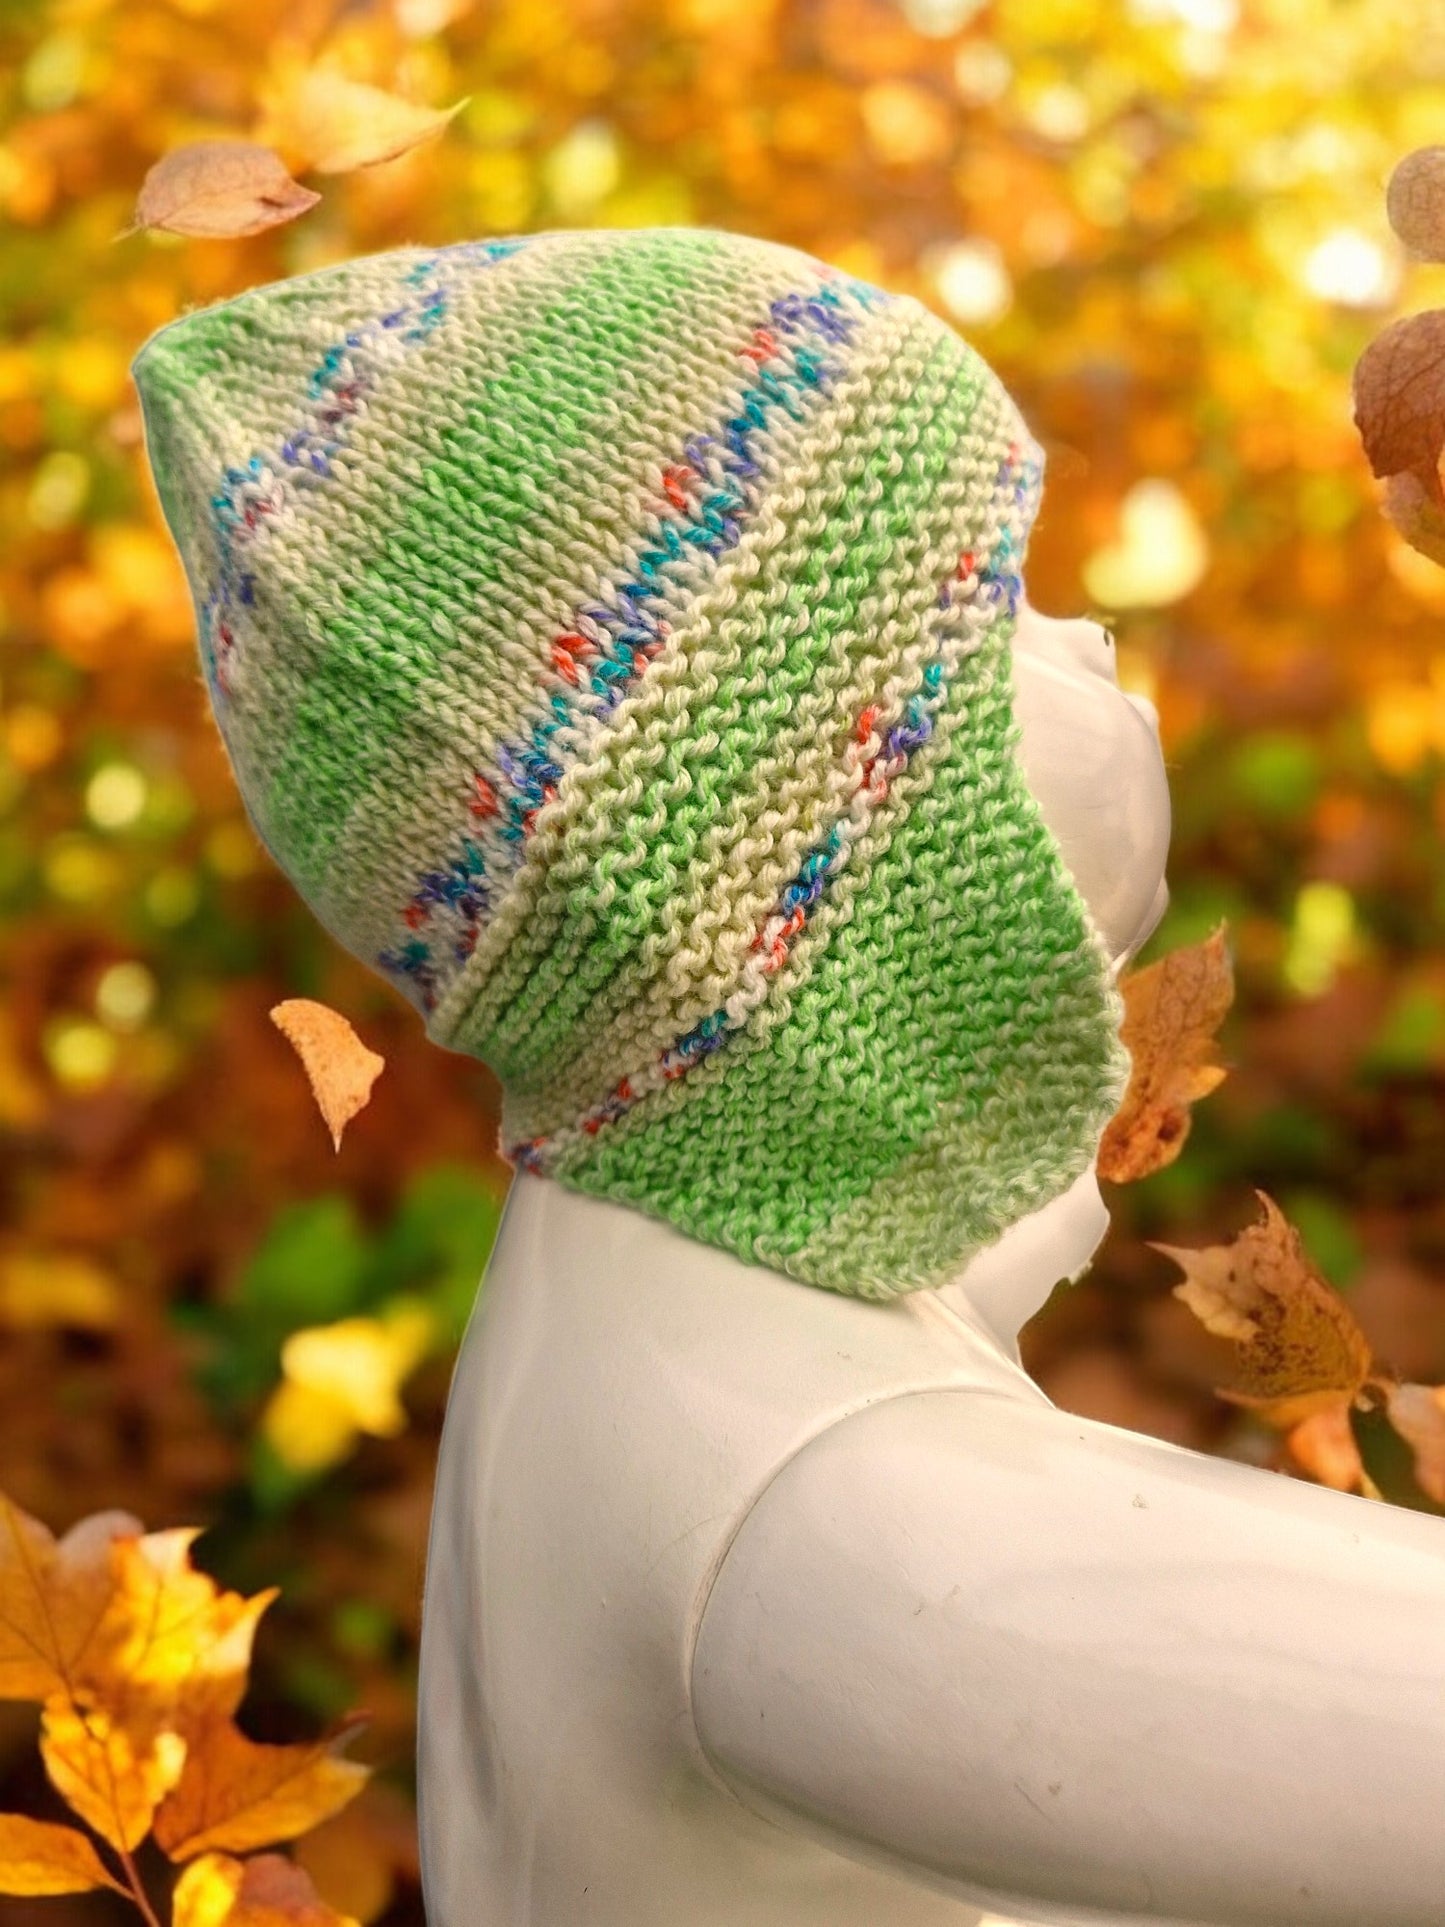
173 1850 361 1927
0 1252 120 1330
131 142 320 240
154 1715 370 1862
270 1001 384 1152
1098 926 1233 1184
0 1496 143 1702
1151 1192 1374 1428
282 1302 435 1437
0 1812 127 1895
40 1693 187 1853
1384 1382 1445 1504
267 73 465 177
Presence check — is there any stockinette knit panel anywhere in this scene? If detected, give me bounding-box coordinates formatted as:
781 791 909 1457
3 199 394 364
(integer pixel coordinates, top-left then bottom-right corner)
133 226 1130 1301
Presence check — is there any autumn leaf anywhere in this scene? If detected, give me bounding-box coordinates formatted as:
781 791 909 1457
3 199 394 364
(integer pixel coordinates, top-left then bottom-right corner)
40 1692 187 1853
130 142 320 240
1152 1192 1374 1428
154 1713 370 1861
173 1850 361 1927
264 73 465 176
1285 1405 1379 1499
1384 1382 1445 1505
0 1812 127 1896
1386 146 1445 261
1353 310 1445 510
1382 470 1445 567
270 1001 384 1152
1098 925 1233 1183
0 1498 143 1702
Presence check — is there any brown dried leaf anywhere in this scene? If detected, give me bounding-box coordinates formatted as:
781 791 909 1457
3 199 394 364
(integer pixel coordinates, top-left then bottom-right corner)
132 142 321 240
1286 1405 1377 1498
270 1002 384 1152
154 1713 370 1861
1353 309 1445 508
1097 925 1233 1183
1383 470 1445 567
173 1850 362 1927
1151 1192 1374 1428
1386 147 1445 261
1384 1382 1445 1504
0 1813 127 1896
269 73 464 176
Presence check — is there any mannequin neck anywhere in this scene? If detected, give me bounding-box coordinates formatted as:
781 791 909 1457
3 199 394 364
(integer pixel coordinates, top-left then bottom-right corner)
525 1163 1108 1352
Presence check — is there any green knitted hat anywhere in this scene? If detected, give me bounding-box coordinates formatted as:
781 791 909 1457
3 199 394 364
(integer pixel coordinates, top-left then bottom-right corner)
133 226 1129 1301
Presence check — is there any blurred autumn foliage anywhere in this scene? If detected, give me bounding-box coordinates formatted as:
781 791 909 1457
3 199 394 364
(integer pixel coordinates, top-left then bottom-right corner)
7 0 1445 1918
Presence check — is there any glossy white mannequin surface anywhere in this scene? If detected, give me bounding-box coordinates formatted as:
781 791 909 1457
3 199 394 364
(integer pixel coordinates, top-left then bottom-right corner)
415 603 1445 1927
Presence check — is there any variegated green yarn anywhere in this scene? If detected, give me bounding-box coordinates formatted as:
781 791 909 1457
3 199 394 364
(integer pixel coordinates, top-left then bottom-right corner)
133 226 1129 1301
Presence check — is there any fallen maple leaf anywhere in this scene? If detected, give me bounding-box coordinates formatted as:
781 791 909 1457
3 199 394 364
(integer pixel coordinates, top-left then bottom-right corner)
173 1849 361 1927
0 1499 143 1702
130 142 320 240
1152 1192 1374 1428
269 1001 384 1152
1097 925 1233 1183
154 1714 370 1862
1383 1382 1445 1504
265 72 465 176
1386 146 1445 261
0 1813 127 1896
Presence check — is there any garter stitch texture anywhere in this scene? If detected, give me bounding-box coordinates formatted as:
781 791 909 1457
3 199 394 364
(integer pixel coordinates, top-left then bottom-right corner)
133 227 1130 1301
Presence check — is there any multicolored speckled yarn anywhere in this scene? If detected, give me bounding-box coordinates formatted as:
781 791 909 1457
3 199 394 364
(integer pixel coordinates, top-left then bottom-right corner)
133 227 1129 1301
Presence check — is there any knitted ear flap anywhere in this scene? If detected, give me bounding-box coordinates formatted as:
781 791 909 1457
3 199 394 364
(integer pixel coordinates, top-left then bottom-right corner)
134 226 1129 1301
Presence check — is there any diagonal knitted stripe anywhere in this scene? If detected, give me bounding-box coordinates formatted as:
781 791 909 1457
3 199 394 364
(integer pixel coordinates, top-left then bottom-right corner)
370 265 892 1011
467 301 946 1086
499 333 1021 1140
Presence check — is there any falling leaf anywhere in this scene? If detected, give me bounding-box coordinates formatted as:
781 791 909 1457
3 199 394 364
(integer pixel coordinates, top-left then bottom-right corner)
1384 1382 1445 1504
40 1693 188 1852
1286 1405 1378 1498
265 73 465 176
1152 1192 1374 1428
154 1714 370 1861
0 1498 143 1702
269 1001 384 1152
1098 926 1233 1183
1353 309 1445 509
173 1850 361 1927
1382 470 1445 568
1386 147 1445 260
0 1813 127 1896
131 142 321 241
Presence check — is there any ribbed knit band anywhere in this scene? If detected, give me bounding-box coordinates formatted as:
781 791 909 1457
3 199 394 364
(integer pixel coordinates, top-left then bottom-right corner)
133 227 1129 1301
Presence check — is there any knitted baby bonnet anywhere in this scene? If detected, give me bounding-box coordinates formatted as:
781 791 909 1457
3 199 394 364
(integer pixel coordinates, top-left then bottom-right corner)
133 226 1129 1302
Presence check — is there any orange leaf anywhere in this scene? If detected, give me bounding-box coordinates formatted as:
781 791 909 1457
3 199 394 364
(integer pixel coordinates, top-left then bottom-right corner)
269 1002 384 1152
131 142 320 240
1353 309 1445 510
1384 1382 1445 1504
40 1693 187 1853
266 73 465 176
154 1715 370 1862
1386 146 1445 261
0 1812 127 1896
1151 1192 1374 1428
1286 1406 1378 1498
0 1496 143 1703
1097 926 1233 1183
173 1850 361 1926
